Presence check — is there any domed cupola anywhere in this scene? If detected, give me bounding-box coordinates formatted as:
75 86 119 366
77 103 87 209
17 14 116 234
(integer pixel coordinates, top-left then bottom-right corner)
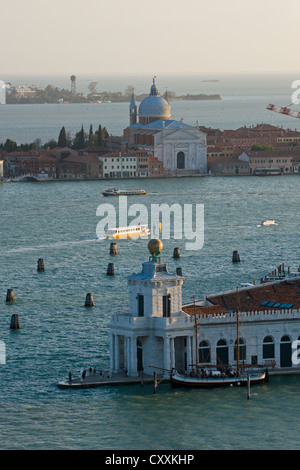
138 77 171 124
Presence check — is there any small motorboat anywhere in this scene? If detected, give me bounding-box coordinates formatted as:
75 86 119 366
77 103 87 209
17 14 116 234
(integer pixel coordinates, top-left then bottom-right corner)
260 219 276 226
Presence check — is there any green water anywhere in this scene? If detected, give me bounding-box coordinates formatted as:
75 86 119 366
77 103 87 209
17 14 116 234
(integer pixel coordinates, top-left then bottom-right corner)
0 175 299 449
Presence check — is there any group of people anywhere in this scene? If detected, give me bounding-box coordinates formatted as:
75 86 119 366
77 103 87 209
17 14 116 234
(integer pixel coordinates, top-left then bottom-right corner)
188 367 240 379
68 367 107 384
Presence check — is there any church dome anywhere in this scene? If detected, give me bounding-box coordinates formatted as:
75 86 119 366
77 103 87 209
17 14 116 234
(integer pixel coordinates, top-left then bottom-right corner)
139 78 171 123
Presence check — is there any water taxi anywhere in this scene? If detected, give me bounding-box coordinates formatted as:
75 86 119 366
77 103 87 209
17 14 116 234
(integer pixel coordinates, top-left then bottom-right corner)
102 188 146 196
105 225 150 239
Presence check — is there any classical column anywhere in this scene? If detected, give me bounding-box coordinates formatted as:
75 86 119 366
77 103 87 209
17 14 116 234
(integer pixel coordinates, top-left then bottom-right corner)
163 336 171 377
127 336 131 374
115 334 120 372
130 335 138 377
110 333 115 375
186 336 191 373
170 337 175 371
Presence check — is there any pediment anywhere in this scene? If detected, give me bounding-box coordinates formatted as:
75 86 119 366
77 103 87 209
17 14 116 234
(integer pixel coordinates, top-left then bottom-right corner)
162 127 205 142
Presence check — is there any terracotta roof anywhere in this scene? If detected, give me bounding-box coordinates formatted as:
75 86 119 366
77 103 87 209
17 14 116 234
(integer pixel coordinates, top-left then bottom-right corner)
183 278 300 316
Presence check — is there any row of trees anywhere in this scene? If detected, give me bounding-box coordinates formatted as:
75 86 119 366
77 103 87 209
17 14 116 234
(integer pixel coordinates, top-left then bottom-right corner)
0 124 109 152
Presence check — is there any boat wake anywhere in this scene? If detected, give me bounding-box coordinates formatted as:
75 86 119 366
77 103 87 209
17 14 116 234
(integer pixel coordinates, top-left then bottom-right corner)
0 237 106 255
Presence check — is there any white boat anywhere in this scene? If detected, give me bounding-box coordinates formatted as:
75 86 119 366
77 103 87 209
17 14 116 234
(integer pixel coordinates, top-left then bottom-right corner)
105 225 150 239
261 219 276 226
170 369 267 388
102 188 146 196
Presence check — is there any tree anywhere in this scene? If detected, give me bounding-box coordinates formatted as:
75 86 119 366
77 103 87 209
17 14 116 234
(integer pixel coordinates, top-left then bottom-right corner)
3 139 17 152
124 85 135 97
97 125 103 146
88 82 98 95
58 126 67 147
251 144 274 151
73 125 85 149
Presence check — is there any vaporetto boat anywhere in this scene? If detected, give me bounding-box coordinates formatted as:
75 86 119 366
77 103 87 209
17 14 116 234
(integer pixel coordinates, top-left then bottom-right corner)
102 188 146 196
105 225 150 239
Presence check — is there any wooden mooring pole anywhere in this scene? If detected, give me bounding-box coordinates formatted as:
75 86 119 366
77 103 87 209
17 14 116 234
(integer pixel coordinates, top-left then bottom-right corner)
37 258 45 271
10 314 20 329
153 371 158 393
6 289 15 303
247 374 250 400
85 293 94 307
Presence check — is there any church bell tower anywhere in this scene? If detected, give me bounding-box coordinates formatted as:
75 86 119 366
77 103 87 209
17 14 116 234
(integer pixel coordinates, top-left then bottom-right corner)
129 92 137 126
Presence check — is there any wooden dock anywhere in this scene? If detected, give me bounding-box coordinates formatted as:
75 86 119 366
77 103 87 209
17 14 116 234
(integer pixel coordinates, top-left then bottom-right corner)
57 371 165 389
57 366 300 389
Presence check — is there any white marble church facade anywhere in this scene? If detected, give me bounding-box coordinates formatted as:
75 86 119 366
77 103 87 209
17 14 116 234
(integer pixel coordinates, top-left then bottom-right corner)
153 124 207 176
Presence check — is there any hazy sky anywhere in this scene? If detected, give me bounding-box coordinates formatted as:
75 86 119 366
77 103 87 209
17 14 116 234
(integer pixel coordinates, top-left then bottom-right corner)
3 0 300 76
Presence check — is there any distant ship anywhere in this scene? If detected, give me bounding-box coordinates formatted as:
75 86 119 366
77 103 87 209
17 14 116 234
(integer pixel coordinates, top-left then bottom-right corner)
102 188 146 196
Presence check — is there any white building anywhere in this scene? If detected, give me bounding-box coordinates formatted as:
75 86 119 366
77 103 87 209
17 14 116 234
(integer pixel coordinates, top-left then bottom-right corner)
0 160 3 179
100 153 137 178
109 241 300 378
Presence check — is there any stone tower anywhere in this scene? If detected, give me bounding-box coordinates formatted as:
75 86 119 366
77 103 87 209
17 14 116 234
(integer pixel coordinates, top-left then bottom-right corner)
129 92 137 126
109 240 195 378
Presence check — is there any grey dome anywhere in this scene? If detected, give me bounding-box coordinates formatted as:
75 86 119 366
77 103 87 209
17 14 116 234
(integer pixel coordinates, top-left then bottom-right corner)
139 78 171 118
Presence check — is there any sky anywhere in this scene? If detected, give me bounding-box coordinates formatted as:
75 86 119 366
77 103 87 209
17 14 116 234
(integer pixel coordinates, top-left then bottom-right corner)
2 0 300 76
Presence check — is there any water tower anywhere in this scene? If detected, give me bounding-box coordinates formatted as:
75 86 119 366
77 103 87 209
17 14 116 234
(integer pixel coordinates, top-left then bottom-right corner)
70 75 77 95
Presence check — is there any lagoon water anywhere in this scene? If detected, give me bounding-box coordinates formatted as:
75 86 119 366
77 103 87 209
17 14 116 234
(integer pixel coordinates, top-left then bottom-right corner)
1 72 300 145
0 175 300 450
0 74 300 450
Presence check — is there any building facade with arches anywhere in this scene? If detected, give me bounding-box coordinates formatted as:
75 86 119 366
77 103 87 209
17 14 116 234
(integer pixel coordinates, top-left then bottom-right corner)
109 245 300 378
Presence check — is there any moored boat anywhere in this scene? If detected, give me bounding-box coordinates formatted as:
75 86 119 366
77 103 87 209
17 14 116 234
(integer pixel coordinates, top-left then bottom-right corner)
102 188 146 196
170 368 267 388
170 292 268 389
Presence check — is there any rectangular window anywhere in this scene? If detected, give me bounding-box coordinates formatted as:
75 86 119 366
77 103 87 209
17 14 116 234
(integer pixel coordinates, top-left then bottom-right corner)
163 294 171 317
138 294 144 317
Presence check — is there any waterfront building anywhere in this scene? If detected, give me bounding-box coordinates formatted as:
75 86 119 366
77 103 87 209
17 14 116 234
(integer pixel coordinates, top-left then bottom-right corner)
208 149 300 175
136 151 164 178
0 159 3 179
99 151 137 179
246 149 300 174
109 241 300 378
208 152 250 176
123 78 207 176
58 153 103 179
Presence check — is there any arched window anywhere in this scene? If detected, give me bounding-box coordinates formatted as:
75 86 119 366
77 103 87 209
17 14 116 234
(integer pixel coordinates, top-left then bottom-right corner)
234 338 246 362
280 335 292 368
216 339 228 365
199 340 211 363
177 151 185 169
263 336 275 359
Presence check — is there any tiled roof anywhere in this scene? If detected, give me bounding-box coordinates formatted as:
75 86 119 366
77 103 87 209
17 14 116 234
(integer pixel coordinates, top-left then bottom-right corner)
183 278 300 315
